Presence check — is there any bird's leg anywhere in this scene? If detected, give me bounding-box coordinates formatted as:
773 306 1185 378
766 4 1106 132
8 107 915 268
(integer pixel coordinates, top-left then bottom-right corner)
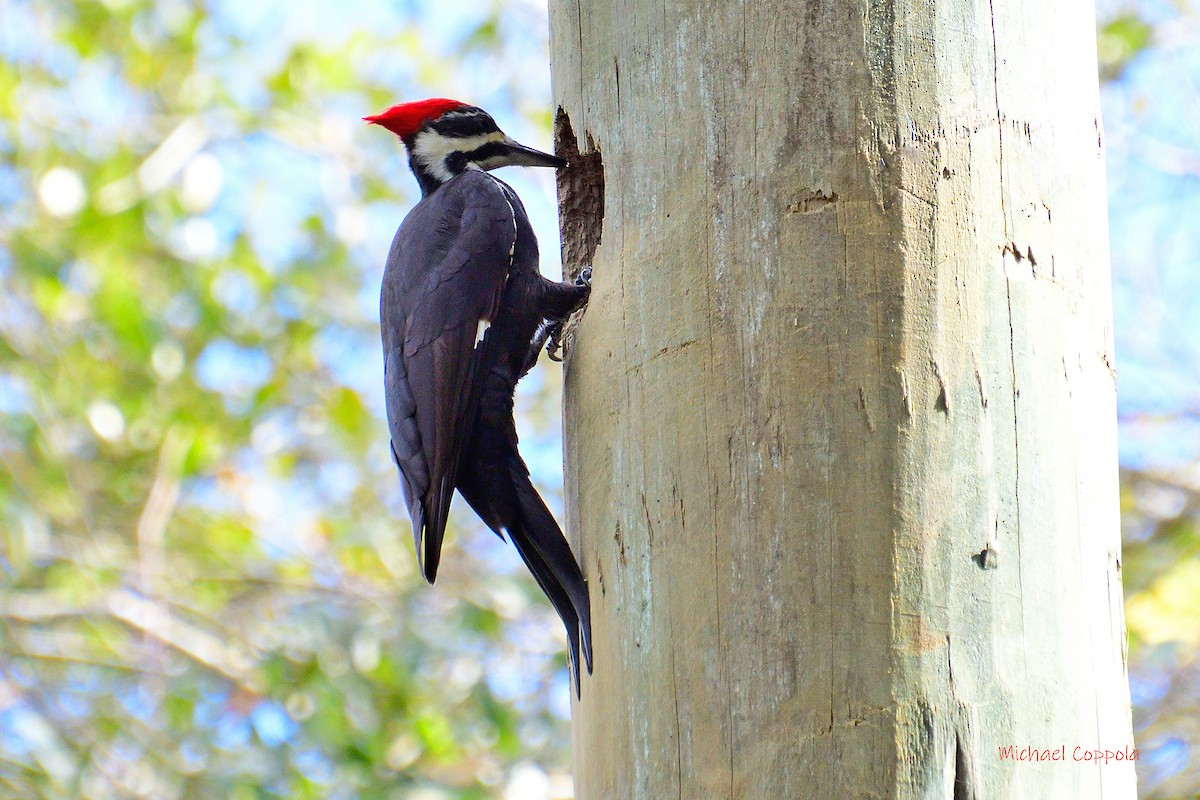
539 267 592 320
543 268 591 363
521 320 558 377
522 268 591 372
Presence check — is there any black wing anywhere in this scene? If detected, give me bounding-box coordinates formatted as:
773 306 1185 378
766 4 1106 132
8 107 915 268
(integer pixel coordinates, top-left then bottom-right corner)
381 170 516 582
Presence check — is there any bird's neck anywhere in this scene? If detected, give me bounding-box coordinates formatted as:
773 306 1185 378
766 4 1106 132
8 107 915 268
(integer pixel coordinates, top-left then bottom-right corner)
408 151 456 197
406 131 479 197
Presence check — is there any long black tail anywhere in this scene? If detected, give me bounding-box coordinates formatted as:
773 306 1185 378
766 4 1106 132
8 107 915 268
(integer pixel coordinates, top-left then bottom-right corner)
506 459 593 695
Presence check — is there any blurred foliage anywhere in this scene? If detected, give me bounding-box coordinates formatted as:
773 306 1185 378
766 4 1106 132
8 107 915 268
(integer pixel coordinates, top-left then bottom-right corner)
1099 12 1155 80
0 0 576 798
1100 0 1200 797
1122 468 1200 799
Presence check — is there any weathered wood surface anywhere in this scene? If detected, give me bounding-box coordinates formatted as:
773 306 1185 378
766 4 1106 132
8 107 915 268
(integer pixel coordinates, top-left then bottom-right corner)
549 1 1135 797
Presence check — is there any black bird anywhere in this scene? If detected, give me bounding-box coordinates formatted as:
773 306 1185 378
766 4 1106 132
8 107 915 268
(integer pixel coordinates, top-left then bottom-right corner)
366 99 593 689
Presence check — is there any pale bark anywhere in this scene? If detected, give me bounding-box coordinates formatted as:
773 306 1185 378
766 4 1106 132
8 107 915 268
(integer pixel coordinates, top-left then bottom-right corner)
549 1 1135 797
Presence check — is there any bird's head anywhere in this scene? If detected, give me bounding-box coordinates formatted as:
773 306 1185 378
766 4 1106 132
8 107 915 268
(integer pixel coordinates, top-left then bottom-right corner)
365 98 565 195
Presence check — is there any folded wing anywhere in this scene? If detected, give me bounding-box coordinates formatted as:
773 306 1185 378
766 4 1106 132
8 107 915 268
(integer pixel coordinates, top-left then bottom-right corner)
381 171 516 581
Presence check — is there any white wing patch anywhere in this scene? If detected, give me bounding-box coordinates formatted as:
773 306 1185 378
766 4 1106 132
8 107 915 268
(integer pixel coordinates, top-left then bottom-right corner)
472 176 516 352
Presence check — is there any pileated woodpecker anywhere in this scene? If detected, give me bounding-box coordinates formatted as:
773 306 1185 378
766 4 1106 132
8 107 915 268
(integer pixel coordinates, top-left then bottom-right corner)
365 99 593 689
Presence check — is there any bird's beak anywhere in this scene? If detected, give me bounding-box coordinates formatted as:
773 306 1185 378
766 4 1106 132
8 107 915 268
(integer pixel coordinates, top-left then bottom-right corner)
493 135 566 170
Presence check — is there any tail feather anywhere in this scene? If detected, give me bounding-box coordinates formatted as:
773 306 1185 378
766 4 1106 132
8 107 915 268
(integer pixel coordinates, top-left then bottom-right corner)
506 523 587 694
420 474 454 582
509 462 593 683
393 441 433 584
454 446 594 695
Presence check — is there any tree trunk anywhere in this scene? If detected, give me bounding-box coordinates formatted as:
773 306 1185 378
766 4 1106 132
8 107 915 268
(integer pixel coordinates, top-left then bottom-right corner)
549 1 1136 797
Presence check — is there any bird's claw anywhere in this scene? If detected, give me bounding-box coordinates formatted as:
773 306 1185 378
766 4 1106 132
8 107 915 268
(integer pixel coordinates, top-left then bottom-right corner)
575 267 592 288
545 322 566 362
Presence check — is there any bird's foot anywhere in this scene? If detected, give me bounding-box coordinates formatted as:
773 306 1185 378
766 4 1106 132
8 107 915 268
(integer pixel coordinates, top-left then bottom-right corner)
545 321 567 362
547 267 592 362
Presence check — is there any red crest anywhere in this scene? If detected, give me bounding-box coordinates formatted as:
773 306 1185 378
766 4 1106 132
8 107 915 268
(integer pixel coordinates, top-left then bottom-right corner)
364 98 468 138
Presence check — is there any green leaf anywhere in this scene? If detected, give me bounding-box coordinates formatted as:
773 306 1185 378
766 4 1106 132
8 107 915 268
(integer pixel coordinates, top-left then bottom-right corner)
1098 13 1153 81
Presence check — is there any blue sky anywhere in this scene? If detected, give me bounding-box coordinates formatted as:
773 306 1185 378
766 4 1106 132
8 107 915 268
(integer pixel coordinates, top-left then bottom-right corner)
1104 28 1200 468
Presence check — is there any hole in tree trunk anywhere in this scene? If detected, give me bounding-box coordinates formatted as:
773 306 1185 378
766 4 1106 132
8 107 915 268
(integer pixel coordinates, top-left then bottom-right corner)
554 108 604 279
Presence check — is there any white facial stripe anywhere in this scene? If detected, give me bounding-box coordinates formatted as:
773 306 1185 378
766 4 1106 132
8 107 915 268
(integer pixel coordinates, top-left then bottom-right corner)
473 153 511 171
412 130 505 182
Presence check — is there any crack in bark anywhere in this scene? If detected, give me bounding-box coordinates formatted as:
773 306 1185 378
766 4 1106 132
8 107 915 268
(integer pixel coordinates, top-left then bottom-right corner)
1004 280 1027 665
787 188 839 213
991 0 1027 676
988 0 1007 229
953 728 973 800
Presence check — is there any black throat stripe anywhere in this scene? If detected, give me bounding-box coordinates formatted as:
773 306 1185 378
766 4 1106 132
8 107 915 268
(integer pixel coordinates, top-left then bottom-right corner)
445 140 509 173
